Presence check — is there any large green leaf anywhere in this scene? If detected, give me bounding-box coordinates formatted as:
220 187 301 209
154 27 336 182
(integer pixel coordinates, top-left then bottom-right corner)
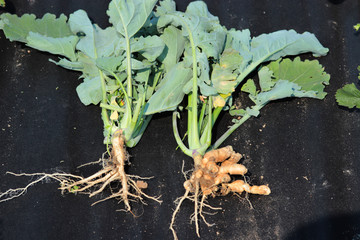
130 35 165 62
0 13 78 60
69 10 121 59
251 80 319 106
225 29 252 68
76 76 102 105
336 83 360 109
182 49 217 96
50 53 99 79
145 63 192 115
226 29 329 92
107 0 157 38
212 49 243 94
251 30 329 63
0 13 73 42
26 32 78 60
266 57 330 99
96 55 125 73
245 57 330 106
158 1 226 60
158 26 186 72
184 1 226 60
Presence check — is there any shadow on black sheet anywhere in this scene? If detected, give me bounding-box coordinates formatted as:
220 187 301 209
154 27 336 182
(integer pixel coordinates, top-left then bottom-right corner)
285 212 360 240
328 0 346 4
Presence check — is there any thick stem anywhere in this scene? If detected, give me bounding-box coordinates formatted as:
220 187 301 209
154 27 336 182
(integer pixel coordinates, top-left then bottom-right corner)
181 17 200 150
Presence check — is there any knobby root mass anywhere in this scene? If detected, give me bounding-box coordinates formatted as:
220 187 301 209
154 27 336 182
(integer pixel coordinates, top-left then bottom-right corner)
0 131 161 212
170 146 271 239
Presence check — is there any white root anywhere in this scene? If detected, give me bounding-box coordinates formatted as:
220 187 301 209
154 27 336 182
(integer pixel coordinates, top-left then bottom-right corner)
0 131 162 211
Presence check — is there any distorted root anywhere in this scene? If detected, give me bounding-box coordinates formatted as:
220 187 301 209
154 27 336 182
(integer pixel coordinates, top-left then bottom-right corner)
170 146 270 239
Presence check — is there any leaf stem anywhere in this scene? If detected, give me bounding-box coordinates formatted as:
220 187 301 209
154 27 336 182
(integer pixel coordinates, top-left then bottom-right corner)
100 103 125 113
110 72 132 133
124 29 133 104
99 70 110 128
198 99 207 131
173 112 192 157
211 104 264 150
199 105 222 144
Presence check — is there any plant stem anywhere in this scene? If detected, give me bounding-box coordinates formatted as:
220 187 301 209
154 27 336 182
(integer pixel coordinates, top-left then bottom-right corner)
111 72 132 133
211 104 264 150
99 70 110 128
199 105 222 144
100 103 125 113
117 3 133 104
173 112 192 157
198 99 207 131
125 31 133 104
182 18 200 150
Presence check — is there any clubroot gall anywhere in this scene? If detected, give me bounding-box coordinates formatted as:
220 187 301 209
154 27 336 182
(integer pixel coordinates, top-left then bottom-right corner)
170 146 271 238
146 1 330 238
0 0 167 211
187 146 270 197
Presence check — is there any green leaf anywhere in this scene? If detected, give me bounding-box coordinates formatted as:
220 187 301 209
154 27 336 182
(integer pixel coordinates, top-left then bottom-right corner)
267 57 330 99
76 76 102 105
69 10 121 59
49 58 83 72
51 52 99 79
155 0 176 17
119 58 152 71
96 55 125 73
184 1 226 59
258 67 275 91
76 53 99 78
182 49 217 96
212 49 243 94
252 80 318 105
225 29 251 66
26 32 78 60
134 68 151 84
158 1 226 60
219 29 329 94
241 79 257 95
158 26 186 72
130 35 165 62
336 83 360 109
107 0 158 38
145 63 192 115
251 30 329 63
249 57 330 105
229 108 246 117
0 13 78 60
0 13 73 42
